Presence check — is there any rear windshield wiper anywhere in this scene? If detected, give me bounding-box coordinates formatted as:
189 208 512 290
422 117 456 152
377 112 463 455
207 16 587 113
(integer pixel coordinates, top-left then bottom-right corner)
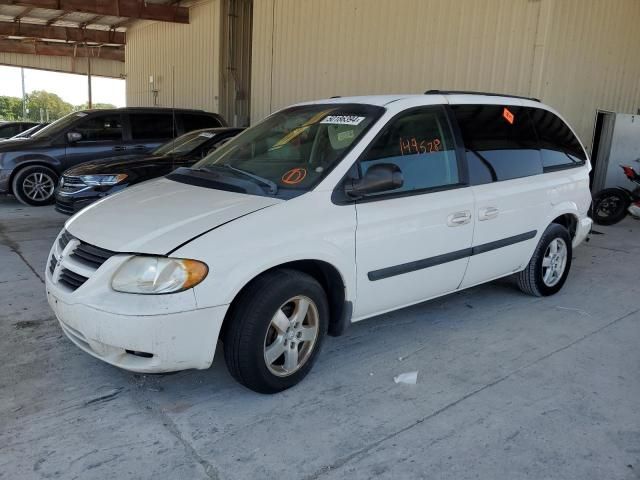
222 164 278 194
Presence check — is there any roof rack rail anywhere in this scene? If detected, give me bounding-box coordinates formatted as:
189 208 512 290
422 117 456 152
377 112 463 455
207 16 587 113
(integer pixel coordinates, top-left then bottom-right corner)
424 90 540 102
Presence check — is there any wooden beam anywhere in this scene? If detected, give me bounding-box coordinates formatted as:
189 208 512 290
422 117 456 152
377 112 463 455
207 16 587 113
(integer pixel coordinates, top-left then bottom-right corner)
13 6 33 20
0 21 126 44
0 38 124 61
7 1 190 24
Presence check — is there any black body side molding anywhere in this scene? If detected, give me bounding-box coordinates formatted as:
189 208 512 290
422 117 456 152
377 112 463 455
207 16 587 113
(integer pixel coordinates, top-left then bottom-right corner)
368 230 537 281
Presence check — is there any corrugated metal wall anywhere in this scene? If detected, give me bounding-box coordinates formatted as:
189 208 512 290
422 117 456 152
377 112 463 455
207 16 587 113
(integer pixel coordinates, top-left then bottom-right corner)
125 0 221 112
251 0 640 148
0 53 124 78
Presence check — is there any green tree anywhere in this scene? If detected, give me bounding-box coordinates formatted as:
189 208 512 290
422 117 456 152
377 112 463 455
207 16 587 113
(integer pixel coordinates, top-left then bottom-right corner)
24 90 73 122
74 102 117 111
0 96 24 121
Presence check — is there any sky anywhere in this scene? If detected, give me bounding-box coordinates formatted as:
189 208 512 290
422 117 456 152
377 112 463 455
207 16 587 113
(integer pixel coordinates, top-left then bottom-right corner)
0 65 125 107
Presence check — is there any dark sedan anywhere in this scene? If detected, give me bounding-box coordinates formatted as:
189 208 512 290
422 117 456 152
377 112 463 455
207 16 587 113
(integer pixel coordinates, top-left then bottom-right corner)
55 127 244 215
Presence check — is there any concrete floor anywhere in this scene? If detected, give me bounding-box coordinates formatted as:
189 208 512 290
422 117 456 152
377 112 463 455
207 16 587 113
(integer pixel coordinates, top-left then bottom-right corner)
0 195 638 480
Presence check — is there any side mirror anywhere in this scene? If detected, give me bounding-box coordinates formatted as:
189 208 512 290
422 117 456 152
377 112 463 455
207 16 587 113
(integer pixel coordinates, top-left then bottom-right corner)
345 163 403 197
66 132 82 143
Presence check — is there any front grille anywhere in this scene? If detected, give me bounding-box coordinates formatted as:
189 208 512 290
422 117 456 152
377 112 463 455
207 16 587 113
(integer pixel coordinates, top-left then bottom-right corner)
49 255 57 274
58 268 88 290
59 230 73 250
50 230 117 292
71 242 116 268
59 176 88 193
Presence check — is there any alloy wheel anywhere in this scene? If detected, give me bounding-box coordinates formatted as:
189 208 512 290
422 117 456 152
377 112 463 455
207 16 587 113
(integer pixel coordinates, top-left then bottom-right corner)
22 172 55 202
541 238 568 287
263 295 319 377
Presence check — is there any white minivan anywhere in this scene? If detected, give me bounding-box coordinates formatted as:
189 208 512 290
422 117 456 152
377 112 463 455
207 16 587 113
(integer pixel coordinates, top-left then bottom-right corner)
46 92 593 393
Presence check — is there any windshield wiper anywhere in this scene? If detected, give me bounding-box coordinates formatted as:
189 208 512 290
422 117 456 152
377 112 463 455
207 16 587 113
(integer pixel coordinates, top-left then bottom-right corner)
222 164 278 194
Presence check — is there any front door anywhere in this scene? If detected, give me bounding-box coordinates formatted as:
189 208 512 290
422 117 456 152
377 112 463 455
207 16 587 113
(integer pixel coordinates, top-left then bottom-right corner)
64 113 127 168
353 106 474 320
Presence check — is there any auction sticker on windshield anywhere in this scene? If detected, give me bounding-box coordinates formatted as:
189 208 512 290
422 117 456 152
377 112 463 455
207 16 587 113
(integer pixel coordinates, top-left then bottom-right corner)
320 115 365 125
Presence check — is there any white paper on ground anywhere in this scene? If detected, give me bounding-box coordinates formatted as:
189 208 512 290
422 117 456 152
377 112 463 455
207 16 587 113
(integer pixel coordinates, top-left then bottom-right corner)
394 371 418 384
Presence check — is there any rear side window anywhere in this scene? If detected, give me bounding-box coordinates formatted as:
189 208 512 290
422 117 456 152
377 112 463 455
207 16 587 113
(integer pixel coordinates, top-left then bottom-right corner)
528 108 586 169
451 104 542 183
130 113 176 140
360 106 459 196
182 114 222 132
74 114 123 141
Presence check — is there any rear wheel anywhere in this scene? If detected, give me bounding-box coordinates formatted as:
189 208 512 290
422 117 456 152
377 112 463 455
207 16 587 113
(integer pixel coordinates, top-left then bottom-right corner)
12 165 58 206
592 188 630 225
517 223 572 297
223 269 328 393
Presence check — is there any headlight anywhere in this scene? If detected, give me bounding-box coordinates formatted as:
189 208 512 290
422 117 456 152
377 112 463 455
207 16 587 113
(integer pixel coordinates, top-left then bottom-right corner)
111 256 208 294
79 174 128 186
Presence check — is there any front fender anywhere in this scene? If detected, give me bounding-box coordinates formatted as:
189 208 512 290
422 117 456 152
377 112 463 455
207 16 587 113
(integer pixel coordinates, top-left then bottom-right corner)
173 191 357 309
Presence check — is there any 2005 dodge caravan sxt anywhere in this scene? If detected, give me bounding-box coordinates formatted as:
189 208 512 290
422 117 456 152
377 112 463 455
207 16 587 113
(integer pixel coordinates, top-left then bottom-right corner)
46 92 593 393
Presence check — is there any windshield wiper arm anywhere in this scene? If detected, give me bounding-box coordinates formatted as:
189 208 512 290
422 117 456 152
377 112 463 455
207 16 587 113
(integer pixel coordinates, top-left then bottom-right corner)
223 164 278 194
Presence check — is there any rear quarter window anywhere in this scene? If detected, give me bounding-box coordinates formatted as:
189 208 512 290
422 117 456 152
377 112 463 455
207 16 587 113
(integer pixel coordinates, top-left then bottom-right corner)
527 108 586 170
451 104 543 184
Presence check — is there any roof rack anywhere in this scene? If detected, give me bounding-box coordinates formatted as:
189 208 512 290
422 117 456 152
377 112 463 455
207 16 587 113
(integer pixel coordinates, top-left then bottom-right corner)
424 90 540 102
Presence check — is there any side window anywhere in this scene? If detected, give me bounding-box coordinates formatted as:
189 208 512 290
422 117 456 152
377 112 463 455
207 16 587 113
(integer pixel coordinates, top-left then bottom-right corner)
528 108 586 169
451 104 542 183
74 114 123 141
182 114 222 132
359 107 459 196
130 114 176 140
0 124 21 137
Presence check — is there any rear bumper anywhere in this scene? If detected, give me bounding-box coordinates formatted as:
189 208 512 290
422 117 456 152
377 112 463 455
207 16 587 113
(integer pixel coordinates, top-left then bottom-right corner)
573 216 593 248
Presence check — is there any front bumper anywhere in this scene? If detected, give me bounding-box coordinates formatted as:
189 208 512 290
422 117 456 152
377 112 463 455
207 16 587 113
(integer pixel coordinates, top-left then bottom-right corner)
47 286 228 372
0 168 12 193
54 193 98 215
45 238 228 373
573 216 593 248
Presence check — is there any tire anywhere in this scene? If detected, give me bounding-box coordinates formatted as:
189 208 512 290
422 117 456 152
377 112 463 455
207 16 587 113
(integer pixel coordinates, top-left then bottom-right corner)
592 188 630 225
517 223 573 297
12 165 58 206
223 269 329 394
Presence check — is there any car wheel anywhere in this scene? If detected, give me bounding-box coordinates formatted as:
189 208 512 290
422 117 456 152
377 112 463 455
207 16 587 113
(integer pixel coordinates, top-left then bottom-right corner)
223 269 329 394
516 223 572 297
592 188 630 225
12 165 58 206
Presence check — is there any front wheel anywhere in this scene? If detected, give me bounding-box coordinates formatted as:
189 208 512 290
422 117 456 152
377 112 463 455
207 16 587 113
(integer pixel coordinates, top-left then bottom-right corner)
12 165 58 206
517 223 572 297
223 269 328 394
592 188 630 225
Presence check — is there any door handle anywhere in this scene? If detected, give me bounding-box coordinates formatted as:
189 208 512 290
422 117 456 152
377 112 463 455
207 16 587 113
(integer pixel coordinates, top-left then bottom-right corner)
132 145 147 151
478 206 499 221
112 146 126 151
447 211 472 227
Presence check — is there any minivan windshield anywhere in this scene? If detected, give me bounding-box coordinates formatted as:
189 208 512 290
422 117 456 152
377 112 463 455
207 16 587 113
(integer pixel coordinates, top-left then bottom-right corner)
30 112 84 139
153 129 216 156
188 104 384 197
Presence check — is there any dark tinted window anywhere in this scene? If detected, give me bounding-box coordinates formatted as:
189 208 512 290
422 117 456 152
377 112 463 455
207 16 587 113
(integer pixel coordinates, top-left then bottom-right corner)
528 108 586 169
0 124 22 137
182 114 222 132
130 113 176 140
451 104 542 183
360 106 459 195
74 114 123 141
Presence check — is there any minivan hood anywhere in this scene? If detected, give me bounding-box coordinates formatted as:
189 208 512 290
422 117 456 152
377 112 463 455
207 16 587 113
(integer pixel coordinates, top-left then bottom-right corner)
65 177 282 254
